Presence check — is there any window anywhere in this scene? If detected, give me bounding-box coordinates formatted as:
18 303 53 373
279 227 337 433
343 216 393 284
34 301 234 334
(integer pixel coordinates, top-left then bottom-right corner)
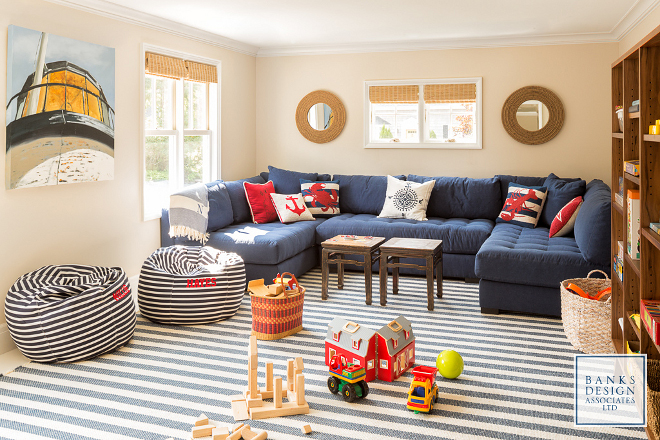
353 358 360 366
364 78 482 149
404 330 409 340
352 338 361 350
380 359 388 369
367 360 374 369
329 348 336 359
392 338 398 349
332 331 340 342
408 349 413 361
142 50 219 219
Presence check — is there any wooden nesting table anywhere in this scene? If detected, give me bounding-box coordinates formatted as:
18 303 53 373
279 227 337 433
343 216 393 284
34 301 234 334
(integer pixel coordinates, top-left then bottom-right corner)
379 237 443 311
321 235 386 305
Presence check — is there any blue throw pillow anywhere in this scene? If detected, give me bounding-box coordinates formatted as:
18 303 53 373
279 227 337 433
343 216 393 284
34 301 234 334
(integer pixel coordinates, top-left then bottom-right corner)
574 180 611 266
407 175 502 220
268 166 318 194
224 175 266 224
332 174 406 215
496 183 548 228
540 173 586 228
206 180 234 231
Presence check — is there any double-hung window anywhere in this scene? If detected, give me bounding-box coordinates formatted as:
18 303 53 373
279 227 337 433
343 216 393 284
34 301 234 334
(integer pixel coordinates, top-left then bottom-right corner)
365 78 482 149
142 50 219 220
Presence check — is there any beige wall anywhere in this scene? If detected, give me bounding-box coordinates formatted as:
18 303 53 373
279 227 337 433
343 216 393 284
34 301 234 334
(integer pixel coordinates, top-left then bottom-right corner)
0 0 256 325
256 44 617 184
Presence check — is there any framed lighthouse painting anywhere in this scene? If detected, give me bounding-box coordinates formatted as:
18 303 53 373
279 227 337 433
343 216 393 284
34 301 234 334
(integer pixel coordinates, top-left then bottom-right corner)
6 25 115 189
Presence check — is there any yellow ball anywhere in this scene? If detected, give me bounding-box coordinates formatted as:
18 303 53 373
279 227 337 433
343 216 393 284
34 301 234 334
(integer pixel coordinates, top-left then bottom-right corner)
436 350 464 379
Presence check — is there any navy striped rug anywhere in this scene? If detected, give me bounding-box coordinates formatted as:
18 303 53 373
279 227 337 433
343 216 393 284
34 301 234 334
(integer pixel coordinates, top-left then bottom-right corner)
0 269 646 440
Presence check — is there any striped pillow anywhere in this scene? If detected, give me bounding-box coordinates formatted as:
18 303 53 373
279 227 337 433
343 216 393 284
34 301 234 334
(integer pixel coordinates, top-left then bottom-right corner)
300 179 340 217
496 183 548 228
138 246 246 325
4 265 136 363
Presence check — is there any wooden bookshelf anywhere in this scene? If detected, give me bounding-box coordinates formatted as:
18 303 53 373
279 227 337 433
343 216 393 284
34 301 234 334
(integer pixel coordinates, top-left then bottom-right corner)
612 24 660 440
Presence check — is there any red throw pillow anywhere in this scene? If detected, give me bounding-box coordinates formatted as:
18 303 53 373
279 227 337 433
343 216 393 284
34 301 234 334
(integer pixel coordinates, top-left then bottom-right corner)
244 181 277 224
549 196 583 238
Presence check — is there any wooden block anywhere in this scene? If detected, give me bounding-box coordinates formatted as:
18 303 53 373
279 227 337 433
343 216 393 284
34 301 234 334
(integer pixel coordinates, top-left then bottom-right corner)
195 413 209 426
231 399 249 421
267 284 283 296
249 401 310 420
274 376 282 408
248 368 258 398
294 357 304 371
212 426 230 440
247 396 263 408
266 362 273 391
241 427 257 440
230 394 246 402
301 424 312 434
252 431 268 440
227 425 249 440
192 424 214 438
296 374 306 405
231 423 244 433
258 388 286 399
287 359 294 391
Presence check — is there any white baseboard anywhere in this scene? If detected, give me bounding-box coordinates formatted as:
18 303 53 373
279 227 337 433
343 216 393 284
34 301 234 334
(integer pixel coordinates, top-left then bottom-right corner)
0 323 16 356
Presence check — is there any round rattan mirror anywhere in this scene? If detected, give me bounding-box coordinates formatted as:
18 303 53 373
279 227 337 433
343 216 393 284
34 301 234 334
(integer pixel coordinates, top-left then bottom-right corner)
502 86 564 145
295 90 346 143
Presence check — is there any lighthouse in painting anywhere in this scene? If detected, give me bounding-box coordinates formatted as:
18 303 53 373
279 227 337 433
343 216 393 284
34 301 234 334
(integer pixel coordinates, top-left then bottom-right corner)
5 25 115 189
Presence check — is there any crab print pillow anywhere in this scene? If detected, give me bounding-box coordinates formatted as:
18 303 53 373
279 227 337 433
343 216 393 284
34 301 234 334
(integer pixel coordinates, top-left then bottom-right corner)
300 179 340 217
496 183 548 228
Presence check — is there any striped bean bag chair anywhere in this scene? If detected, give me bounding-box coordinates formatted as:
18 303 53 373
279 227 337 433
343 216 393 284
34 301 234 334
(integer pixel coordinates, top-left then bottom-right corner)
138 246 246 325
4 265 136 363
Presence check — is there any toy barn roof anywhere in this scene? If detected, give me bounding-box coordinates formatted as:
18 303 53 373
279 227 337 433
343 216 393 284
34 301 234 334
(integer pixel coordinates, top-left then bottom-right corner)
377 315 414 356
325 317 376 358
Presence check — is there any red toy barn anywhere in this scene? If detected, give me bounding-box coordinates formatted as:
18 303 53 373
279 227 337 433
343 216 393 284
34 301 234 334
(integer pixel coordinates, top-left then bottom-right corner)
376 316 415 382
325 318 378 382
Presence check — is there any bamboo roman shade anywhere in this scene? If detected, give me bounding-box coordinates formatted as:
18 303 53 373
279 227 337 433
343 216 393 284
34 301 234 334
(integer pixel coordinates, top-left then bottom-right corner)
424 83 476 104
369 85 419 104
145 52 217 84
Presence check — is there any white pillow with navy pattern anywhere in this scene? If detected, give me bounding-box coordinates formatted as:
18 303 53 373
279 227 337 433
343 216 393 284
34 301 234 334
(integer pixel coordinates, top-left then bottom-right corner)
378 175 434 221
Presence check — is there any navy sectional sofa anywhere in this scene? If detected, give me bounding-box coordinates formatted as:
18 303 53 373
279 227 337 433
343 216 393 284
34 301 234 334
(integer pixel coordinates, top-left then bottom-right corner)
161 169 611 317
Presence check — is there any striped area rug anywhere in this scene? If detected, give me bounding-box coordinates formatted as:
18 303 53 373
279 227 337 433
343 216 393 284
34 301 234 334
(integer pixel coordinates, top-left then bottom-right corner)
0 269 646 440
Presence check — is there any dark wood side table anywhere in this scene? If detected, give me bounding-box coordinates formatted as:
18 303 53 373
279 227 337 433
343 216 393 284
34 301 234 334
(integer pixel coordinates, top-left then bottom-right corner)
379 237 443 311
321 235 386 305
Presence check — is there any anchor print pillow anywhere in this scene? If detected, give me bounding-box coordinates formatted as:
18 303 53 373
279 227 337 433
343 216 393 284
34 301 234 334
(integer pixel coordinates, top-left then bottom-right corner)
270 193 316 223
300 179 340 217
378 175 434 221
496 183 548 228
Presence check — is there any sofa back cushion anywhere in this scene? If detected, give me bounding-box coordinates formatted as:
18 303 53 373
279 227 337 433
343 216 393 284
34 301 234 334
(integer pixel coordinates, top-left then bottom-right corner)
206 180 234 231
496 175 545 203
574 179 611 266
268 166 318 194
224 175 266 224
333 174 406 214
407 175 501 220
539 173 586 228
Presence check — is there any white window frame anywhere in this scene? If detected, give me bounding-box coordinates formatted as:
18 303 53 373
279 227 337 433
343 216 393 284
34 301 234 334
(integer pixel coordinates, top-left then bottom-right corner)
141 44 221 221
380 359 388 369
352 338 361 350
333 331 340 342
367 359 374 369
364 77 482 150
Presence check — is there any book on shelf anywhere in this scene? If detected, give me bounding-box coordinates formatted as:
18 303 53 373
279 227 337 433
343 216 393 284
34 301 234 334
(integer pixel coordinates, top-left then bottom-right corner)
614 192 623 206
618 176 624 195
629 105 639 113
624 160 640 177
641 300 660 345
651 223 660 235
613 255 623 283
628 190 640 260
632 99 640 106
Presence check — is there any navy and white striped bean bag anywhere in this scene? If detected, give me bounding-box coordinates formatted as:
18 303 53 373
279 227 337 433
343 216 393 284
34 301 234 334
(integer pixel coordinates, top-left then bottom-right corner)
4 265 136 363
138 246 246 325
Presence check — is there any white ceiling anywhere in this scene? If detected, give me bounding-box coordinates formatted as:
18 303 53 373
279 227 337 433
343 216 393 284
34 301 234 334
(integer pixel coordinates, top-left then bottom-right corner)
48 0 660 56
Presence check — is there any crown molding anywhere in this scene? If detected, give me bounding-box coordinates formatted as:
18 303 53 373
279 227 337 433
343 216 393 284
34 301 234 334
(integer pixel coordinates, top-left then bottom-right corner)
45 0 660 58
43 0 259 56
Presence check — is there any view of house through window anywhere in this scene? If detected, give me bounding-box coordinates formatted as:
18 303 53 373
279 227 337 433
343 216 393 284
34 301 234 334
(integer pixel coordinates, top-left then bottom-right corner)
143 51 218 219
365 79 481 149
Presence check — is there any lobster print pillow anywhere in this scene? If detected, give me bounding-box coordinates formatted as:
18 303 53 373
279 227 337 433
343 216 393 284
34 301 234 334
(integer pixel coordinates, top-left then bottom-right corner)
244 180 278 224
300 179 340 217
270 193 316 223
496 183 548 228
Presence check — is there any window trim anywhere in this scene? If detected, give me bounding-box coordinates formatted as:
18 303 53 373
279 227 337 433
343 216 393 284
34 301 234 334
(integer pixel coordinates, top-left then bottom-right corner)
363 77 482 150
140 44 221 221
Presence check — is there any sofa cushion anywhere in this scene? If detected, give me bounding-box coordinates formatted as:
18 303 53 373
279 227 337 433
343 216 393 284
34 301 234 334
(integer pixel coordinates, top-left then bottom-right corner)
496 183 548 228
183 219 326 265
268 166 318 194
318 173 332 181
301 179 340 217
316 213 494 254
539 173 586 228
475 223 608 288
378 176 434 221
407 175 502 220
206 180 234 232
574 180 611 266
333 174 406 215
496 175 545 204
225 176 266 224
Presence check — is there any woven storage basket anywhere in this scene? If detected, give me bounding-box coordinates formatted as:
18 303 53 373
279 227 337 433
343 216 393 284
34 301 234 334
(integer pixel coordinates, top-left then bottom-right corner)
649 360 660 438
561 270 614 354
249 272 305 340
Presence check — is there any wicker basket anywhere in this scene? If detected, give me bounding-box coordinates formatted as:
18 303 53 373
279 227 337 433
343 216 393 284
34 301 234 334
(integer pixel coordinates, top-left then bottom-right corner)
561 270 614 354
249 272 305 340
649 360 660 438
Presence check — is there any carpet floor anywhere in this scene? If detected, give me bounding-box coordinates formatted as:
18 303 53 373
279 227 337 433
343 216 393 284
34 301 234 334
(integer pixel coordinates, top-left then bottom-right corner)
0 269 646 440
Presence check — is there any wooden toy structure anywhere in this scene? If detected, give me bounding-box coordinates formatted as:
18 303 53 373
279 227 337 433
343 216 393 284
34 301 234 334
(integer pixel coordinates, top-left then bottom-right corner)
230 335 309 421
186 415 269 440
